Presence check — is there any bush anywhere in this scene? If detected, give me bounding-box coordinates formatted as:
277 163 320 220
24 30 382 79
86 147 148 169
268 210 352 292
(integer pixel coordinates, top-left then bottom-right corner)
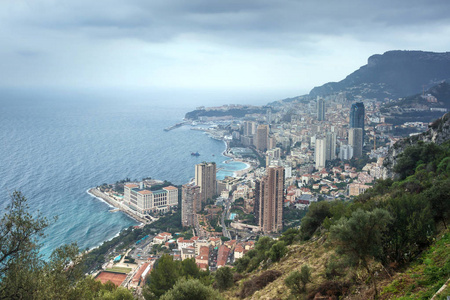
285 265 312 296
238 270 282 298
307 281 350 300
269 241 287 262
214 267 234 291
161 278 222 300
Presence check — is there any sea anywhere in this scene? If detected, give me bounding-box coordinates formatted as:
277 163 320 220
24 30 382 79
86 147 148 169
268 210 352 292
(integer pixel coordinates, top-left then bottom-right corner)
0 87 289 258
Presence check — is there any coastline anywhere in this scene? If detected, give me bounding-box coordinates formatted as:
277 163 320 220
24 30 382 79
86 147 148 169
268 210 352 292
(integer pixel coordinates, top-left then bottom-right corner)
87 188 147 225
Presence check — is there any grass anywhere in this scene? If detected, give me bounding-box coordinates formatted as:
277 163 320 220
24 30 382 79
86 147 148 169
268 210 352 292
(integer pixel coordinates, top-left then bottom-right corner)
106 267 132 274
381 230 450 299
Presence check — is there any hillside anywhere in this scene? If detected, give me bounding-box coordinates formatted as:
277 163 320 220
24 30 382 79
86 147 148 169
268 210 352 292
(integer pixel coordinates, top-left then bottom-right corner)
224 113 450 300
309 50 450 100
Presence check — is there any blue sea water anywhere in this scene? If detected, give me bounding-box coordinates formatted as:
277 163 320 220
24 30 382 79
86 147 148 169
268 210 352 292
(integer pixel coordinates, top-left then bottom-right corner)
0 88 268 257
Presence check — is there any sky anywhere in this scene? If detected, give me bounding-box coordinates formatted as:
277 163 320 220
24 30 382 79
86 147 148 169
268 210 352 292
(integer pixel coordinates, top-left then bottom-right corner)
1 0 450 96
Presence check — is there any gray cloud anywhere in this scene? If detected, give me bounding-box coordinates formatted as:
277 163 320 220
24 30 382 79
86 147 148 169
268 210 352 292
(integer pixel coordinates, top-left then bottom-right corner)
1 0 450 90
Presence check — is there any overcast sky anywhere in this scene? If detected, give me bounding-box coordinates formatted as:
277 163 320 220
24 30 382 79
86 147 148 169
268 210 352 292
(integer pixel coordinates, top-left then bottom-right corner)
1 0 450 95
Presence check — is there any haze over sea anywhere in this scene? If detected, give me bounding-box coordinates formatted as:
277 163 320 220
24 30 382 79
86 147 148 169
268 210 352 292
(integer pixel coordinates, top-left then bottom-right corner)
0 87 290 257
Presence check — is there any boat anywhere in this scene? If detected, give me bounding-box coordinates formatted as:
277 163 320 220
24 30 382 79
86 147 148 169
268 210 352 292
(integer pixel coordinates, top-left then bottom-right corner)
191 152 200 156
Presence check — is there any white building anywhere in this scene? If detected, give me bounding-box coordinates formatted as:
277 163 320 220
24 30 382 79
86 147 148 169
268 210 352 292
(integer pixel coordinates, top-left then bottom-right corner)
124 183 178 215
315 137 327 170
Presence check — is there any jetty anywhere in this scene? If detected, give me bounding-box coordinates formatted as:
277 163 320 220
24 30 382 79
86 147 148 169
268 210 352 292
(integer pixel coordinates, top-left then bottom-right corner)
164 121 187 131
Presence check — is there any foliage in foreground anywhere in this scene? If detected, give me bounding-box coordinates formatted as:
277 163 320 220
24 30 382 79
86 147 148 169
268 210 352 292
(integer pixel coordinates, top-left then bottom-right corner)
160 278 222 300
143 254 212 299
0 191 134 299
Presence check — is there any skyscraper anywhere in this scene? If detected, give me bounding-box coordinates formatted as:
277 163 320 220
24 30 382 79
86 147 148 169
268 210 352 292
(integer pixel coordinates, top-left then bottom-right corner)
349 102 365 133
195 162 217 204
317 97 325 121
181 183 201 227
255 166 284 233
255 124 269 152
325 132 336 161
315 137 327 170
243 121 257 137
349 128 363 158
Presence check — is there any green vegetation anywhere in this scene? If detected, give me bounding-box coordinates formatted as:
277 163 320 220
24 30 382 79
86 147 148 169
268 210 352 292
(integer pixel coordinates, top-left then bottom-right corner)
234 235 289 274
231 140 450 299
161 278 222 300
285 265 312 296
143 255 212 299
0 191 134 299
330 208 393 298
214 267 234 291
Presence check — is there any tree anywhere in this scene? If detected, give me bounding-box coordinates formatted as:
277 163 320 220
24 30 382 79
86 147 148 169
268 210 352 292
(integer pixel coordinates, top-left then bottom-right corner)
285 265 312 296
161 278 222 300
144 254 181 298
0 191 49 275
268 241 287 262
181 258 200 279
214 267 234 291
0 191 134 300
330 209 393 299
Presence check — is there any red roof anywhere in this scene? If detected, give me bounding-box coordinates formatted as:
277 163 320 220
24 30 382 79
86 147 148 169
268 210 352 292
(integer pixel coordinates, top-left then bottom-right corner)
217 245 231 267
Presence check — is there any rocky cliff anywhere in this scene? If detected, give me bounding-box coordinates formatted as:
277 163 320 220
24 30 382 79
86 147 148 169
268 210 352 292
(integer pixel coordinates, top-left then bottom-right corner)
310 50 450 100
382 112 450 179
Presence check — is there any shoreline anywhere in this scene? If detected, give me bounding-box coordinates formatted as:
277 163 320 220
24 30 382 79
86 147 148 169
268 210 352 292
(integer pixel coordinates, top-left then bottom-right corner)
87 188 147 225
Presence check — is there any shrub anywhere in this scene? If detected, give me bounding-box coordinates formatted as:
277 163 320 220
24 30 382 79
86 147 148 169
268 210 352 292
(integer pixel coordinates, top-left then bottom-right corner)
238 270 282 298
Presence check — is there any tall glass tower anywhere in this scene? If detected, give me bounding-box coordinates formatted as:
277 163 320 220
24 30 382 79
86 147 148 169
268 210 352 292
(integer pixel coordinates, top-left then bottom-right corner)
349 102 365 132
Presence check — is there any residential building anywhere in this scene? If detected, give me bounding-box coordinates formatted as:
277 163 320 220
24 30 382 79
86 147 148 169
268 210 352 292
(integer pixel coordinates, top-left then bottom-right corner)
255 166 284 234
326 132 336 161
195 162 217 204
315 137 327 170
255 124 269 152
181 183 201 227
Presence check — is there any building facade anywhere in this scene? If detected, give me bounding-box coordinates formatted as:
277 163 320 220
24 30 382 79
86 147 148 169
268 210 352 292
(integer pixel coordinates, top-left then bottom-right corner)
349 128 363 158
195 162 217 204
124 184 178 215
315 137 327 170
255 166 284 234
350 102 365 133
317 97 325 121
181 183 201 227
255 124 269 152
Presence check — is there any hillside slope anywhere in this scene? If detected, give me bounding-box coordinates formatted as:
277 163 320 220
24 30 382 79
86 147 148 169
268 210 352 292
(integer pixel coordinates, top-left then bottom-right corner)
310 51 450 100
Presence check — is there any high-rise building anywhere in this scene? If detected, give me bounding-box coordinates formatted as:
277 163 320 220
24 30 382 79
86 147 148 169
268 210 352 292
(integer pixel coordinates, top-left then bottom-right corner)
181 183 201 227
255 124 269 152
339 144 353 160
349 128 363 158
326 132 336 161
255 166 284 233
317 97 325 121
350 102 365 133
315 137 327 170
243 121 257 137
195 162 217 203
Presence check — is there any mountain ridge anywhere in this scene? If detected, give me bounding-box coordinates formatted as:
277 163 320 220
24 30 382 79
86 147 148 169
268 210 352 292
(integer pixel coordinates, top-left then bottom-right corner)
309 50 450 100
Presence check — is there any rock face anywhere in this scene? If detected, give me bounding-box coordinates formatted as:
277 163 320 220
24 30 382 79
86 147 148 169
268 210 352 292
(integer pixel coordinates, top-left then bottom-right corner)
382 112 450 179
310 50 450 99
